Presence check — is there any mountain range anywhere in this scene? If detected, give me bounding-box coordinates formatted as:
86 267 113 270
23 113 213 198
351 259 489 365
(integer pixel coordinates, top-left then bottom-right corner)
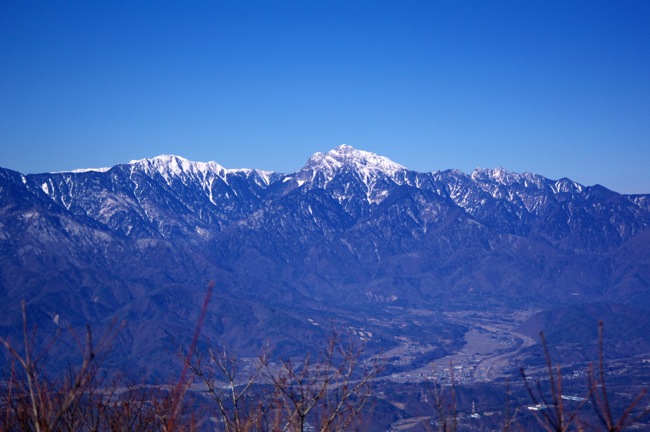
1 144 649 375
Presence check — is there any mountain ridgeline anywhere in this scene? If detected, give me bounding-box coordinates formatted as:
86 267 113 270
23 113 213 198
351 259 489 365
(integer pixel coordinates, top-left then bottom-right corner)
1 145 649 374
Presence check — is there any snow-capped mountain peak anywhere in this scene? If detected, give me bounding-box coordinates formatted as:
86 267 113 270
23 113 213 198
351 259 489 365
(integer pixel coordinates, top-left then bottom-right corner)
299 144 405 182
327 144 404 174
285 145 409 206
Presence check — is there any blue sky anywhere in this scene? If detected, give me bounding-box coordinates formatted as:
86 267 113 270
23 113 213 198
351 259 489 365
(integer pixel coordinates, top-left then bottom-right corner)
1 1 649 194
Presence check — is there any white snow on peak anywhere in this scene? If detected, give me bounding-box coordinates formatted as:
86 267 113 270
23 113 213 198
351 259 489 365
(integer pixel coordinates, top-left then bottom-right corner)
127 154 278 193
471 167 515 184
552 178 584 194
128 154 275 179
471 167 585 195
295 145 407 204
129 154 227 179
304 144 405 179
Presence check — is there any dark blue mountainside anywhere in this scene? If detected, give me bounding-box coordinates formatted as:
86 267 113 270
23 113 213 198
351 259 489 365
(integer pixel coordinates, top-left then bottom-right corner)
1 145 649 375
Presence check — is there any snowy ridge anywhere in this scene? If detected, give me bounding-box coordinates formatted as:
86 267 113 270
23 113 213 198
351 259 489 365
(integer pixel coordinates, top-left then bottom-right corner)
128 155 228 181
471 167 584 197
47 147 607 213
58 167 111 174
471 167 544 187
471 167 584 193
7 145 648 254
128 154 277 187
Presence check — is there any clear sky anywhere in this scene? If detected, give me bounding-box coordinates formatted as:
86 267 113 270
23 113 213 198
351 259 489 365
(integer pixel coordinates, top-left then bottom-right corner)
1 1 649 194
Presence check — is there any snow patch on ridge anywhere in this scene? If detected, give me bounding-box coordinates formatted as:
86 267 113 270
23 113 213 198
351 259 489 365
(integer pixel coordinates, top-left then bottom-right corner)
69 167 111 173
